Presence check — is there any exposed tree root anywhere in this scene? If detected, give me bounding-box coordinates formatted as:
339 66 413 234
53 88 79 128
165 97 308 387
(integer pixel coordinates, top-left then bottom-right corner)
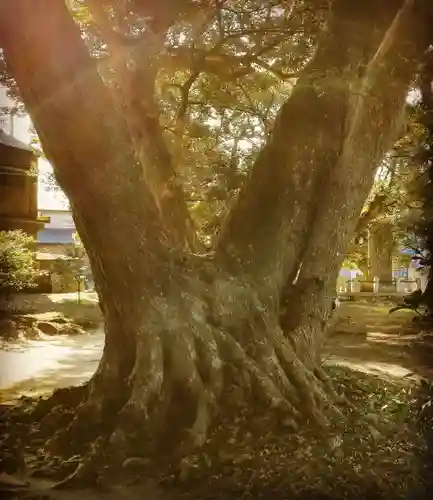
39 281 346 489
53 354 338 487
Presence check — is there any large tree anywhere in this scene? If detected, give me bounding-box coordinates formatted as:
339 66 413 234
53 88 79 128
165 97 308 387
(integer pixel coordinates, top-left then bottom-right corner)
415 46 433 311
1 0 432 485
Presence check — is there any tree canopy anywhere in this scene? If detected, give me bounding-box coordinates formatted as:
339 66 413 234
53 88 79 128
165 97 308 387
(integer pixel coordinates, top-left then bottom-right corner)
0 230 37 292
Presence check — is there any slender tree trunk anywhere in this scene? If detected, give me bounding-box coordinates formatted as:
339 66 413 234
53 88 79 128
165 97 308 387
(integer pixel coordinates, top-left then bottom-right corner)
1 0 432 486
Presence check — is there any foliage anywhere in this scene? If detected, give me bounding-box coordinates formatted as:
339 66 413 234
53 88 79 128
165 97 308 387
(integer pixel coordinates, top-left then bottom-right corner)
381 48 433 313
389 289 426 315
413 49 433 312
51 232 91 285
388 289 433 325
68 232 89 270
0 230 37 292
343 98 433 273
1 0 326 244
2 0 419 252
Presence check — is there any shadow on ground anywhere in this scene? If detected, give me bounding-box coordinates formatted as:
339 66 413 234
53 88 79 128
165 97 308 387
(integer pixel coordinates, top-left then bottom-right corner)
0 332 104 403
10 292 102 326
326 302 433 380
2 300 433 406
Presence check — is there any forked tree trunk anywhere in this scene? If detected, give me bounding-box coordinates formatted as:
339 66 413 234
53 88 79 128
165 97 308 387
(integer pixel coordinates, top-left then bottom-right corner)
0 0 431 485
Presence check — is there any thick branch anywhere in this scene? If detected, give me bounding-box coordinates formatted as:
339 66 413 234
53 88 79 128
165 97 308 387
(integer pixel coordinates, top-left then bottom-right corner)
283 0 433 361
355 194 389 238
85 0 200 251
0 1 176 312
215 0 402 292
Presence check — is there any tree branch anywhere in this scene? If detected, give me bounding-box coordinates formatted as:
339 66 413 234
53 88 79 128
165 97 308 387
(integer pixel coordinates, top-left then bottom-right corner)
85 0 201 251
283 0 433 355
0 0 176 305
355 194 389 238
214 0 403 291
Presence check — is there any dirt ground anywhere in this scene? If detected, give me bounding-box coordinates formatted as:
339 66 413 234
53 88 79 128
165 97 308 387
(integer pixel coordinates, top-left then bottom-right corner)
10 292 102 326
1 296 433 500
5 294 431 397
326 301 433 380
10 292 427 381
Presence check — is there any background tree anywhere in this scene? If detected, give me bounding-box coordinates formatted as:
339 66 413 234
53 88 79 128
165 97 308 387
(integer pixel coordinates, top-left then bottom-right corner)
346 114 429 281
0 230 37 315
0 230 37 291
1 0 432 486
412 46 433 311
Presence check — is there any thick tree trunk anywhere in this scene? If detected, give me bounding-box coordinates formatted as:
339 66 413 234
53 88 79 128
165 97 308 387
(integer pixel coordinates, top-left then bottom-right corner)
0 1 338 477
1 0 432 486
215 0 414 365
0 0 178 400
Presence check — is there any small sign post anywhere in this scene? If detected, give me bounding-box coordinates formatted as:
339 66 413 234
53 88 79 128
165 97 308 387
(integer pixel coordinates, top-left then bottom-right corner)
73 267 86 304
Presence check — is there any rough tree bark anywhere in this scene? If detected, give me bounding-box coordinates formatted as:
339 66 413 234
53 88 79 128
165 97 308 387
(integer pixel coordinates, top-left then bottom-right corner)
275 0 406 359
0 0 431 485
216 0 430 364
85 0 201 251
286 0 422 360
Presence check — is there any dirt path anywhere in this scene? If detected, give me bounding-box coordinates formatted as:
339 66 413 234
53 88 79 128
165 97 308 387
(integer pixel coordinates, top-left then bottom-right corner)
0 331 104 403
1 298 432 406
325 301 433 380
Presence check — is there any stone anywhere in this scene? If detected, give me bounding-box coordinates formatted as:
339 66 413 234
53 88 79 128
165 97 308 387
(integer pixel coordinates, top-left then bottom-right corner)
22 325 41 339
60 323 84 335
76 318 99 329
51 315 69 324
36 321 61 336
17 315 36 326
